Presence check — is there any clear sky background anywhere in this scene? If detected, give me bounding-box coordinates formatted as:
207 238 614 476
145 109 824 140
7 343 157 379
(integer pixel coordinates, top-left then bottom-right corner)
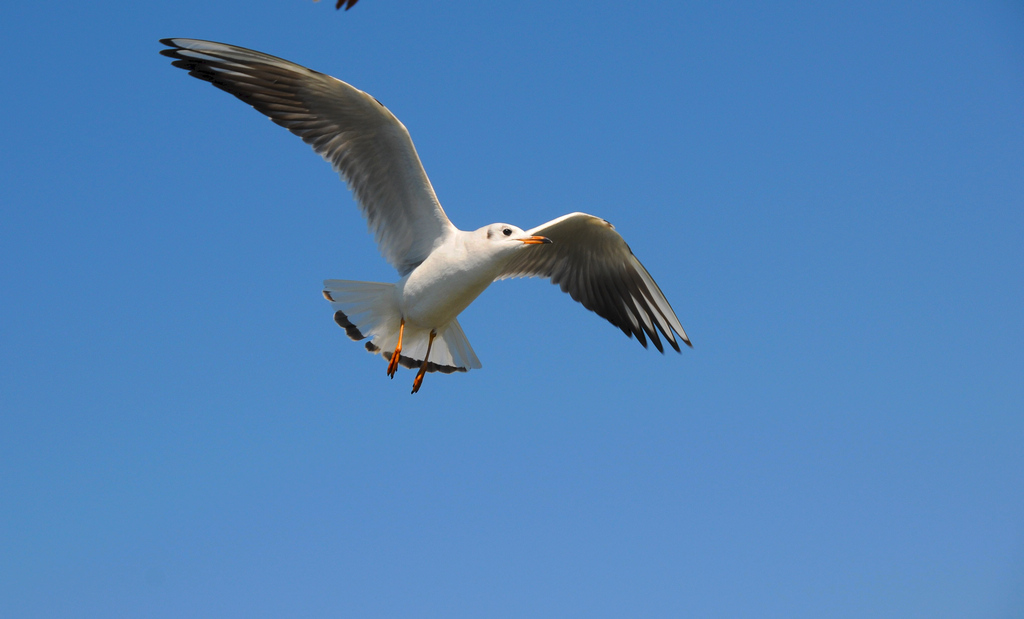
2 1 1022 616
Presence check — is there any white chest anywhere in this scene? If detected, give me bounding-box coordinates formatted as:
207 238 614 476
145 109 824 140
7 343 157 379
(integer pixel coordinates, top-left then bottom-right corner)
397 241 509 328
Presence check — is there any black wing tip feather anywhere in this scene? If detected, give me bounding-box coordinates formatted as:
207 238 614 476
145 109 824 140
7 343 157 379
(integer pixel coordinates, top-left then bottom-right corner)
160 41 313 116
333 310 366 341
551 276 690 355
626 326 689 354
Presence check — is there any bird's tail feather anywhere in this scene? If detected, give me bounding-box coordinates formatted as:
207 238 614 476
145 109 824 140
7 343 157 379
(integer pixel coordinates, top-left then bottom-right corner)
323 279 482 373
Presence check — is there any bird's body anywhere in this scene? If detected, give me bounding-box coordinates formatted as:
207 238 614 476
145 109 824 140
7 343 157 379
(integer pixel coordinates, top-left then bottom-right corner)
161 38 690 392
398 227 512 328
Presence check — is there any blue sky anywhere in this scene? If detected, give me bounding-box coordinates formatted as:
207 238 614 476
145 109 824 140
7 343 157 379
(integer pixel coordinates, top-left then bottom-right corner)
2 0 1022 616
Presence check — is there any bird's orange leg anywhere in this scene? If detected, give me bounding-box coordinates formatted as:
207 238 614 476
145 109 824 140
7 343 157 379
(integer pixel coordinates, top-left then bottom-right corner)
387 318 405 379
411 329 437 394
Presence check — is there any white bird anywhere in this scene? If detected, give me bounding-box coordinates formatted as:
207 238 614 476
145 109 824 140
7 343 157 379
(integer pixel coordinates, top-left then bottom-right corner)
160 39 691 393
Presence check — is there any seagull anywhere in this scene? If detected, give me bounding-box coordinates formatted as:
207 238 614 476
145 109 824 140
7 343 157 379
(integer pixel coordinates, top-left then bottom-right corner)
160 39 691 393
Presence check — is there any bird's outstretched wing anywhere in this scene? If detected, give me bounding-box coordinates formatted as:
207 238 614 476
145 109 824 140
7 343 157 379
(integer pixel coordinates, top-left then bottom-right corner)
160 38 456 275
497 212 690 352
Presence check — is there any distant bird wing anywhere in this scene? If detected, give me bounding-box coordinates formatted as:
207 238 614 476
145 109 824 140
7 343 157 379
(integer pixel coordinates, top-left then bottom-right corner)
497 212 690 352
160 38 456 275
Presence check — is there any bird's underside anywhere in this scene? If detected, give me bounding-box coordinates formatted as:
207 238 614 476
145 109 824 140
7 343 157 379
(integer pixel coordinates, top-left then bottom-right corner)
160 38 691 393
323 283 475 394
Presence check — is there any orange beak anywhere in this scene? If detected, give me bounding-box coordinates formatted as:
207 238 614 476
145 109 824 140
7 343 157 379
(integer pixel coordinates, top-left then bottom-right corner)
520 236 552 245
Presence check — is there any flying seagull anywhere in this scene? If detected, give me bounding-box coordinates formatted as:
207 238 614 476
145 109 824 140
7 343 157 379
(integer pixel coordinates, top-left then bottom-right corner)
159 39 691 393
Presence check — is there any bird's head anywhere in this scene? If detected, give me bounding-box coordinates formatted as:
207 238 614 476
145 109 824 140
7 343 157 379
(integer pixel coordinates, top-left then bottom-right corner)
479 223 552 252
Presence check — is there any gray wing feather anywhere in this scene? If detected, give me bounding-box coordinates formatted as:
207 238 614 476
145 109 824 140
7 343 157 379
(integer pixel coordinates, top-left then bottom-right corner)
498 212 690 352
160 38 455 275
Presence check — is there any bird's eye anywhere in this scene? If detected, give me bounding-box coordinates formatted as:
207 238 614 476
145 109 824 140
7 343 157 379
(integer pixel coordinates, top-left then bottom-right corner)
502 228 512 236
